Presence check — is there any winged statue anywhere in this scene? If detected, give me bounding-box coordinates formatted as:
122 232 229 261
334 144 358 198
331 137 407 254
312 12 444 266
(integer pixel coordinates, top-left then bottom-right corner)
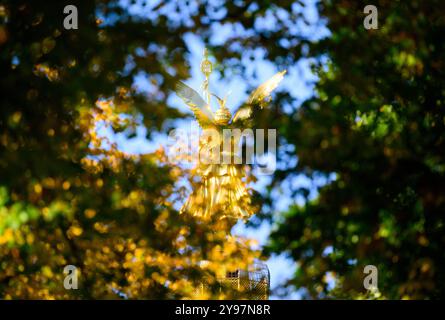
174 49 286 220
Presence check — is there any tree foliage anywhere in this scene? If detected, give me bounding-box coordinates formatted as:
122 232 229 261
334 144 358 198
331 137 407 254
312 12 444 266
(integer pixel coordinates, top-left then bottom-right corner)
266 0 445 299
2 0 444 300
0 0 269 299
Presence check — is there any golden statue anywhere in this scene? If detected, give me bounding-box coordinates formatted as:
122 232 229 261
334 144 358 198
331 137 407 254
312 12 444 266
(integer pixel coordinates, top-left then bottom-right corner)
174 48 285 220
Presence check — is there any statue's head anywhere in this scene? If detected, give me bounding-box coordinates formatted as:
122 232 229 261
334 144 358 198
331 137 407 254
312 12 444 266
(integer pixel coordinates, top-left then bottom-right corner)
212 94 231 125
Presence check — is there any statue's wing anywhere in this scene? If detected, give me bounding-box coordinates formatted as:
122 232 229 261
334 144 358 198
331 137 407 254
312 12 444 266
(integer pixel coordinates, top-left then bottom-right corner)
175 81 215 127
232 70 286 125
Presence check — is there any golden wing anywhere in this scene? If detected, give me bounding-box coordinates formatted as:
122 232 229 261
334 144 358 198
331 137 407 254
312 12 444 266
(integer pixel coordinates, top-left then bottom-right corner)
232 70 286 124
175 81 215 127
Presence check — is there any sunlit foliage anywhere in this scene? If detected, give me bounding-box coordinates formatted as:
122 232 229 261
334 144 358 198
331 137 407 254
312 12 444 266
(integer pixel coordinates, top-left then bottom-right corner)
0 0 266 299
2 0 443 300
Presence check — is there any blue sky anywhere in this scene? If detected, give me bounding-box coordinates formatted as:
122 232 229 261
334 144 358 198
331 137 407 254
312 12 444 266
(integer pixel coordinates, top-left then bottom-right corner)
105 0 329 299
